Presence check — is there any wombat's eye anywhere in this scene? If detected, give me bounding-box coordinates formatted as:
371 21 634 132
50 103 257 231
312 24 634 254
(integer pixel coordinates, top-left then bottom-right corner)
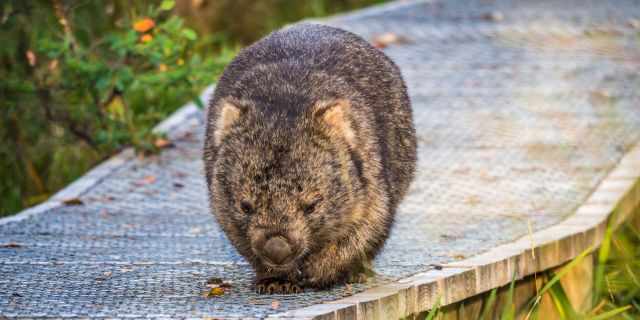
240 201 254 215
302 198 321 215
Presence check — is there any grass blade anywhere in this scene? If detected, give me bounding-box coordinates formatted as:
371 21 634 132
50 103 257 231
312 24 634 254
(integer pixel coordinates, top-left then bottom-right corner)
587 305 631 320
425 296 441 320
479 288 498 320
500 273 517 320
537 245 594 299
595 224 614 304
547 276 578 320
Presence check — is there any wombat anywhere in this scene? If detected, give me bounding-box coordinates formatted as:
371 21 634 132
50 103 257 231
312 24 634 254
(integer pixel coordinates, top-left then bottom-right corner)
204 23 417 293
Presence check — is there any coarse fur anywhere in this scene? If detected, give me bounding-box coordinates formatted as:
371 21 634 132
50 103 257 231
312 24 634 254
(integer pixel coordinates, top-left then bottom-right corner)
203 23 417 291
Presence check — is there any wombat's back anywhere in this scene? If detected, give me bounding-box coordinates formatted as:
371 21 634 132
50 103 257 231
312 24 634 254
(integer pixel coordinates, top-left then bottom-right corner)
209 23 417 207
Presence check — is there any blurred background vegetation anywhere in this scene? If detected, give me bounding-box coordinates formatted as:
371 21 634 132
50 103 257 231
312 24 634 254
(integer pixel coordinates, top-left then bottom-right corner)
0 0 385 216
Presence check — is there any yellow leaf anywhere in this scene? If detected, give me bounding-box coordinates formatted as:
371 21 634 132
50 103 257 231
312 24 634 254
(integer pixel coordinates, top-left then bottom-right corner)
203 287 225 298
106 96 125 120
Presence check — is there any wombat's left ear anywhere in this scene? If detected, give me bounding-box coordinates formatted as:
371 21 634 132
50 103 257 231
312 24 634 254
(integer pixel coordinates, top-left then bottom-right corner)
213 98 244 147
312 99 355 148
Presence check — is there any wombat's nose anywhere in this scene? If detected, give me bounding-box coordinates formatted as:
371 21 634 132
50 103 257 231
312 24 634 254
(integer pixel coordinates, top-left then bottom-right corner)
263 236 293 265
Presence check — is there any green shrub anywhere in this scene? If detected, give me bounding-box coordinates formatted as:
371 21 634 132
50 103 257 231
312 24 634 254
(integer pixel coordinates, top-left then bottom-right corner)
0 0 233 215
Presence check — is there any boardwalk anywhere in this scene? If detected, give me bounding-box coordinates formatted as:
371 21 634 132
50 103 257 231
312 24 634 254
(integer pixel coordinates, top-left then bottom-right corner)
2 0 640 318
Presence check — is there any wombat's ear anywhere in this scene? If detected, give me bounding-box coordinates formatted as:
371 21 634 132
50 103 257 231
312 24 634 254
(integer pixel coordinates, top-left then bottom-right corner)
312 99 355 148
213 99 244 147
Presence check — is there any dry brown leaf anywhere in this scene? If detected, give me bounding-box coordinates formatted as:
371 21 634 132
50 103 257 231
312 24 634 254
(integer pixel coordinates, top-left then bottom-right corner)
206 277 223 285
154 138 174 149
482 11 504 22
62 198 84 206
134 175 156 186
449 253 466 260
95 271 113 281
371 32 410 49
0 242 23 248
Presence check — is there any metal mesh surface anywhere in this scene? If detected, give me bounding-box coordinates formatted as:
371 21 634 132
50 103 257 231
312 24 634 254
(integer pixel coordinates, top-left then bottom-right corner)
2 0 640 318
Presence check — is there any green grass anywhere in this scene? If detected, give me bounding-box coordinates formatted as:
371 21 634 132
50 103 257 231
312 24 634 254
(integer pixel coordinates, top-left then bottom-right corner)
423 214 640 319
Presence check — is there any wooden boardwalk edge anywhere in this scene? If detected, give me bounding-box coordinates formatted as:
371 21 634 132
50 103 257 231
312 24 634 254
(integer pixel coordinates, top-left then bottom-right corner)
272 144 640 319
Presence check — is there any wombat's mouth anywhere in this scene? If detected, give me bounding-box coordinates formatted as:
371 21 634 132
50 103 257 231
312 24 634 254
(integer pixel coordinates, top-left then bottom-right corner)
262 259 299 272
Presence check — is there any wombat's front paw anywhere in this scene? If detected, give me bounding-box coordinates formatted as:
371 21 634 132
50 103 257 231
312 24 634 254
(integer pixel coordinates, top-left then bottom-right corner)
347 260 375 284
347 271 369 284
255 279 303 294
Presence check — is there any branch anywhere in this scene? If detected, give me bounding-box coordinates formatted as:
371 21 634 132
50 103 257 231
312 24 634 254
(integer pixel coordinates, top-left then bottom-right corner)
37 88 99 150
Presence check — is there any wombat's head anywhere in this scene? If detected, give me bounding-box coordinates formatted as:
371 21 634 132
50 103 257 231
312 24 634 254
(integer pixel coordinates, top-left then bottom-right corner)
208 97 367 274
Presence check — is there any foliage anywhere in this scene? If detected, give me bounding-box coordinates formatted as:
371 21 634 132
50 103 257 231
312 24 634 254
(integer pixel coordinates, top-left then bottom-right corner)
0 0 388 216
0 0 233 215
596 221 640 318
423 215 640 319
173 0 388 45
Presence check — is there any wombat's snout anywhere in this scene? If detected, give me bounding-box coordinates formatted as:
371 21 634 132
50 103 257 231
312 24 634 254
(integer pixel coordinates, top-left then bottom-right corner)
262 236 293 265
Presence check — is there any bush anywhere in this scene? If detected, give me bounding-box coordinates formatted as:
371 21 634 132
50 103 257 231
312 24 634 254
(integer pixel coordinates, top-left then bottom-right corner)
0 0 233 215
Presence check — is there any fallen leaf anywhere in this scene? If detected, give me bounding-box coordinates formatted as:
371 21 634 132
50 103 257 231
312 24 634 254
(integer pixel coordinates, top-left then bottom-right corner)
371 32 410 49
203 287 225 298
271 300 280 310
206 277 224 285
0 242 23 248
154 138 173 149
62 198 84 206
134 175 156 186
449 253 466 260
95 271 113 281
482 11 504 22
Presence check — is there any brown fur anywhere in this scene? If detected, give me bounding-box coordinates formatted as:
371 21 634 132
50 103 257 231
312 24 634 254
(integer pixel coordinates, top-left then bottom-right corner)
203 23 417 290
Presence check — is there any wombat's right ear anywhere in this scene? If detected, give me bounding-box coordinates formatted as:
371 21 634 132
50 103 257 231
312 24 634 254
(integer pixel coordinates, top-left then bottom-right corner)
213 99 244 146
312 99 356 149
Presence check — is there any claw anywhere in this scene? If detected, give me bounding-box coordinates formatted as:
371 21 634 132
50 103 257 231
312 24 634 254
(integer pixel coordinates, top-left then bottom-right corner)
256 279 304 295
291 284 303 293
267 282 280 294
